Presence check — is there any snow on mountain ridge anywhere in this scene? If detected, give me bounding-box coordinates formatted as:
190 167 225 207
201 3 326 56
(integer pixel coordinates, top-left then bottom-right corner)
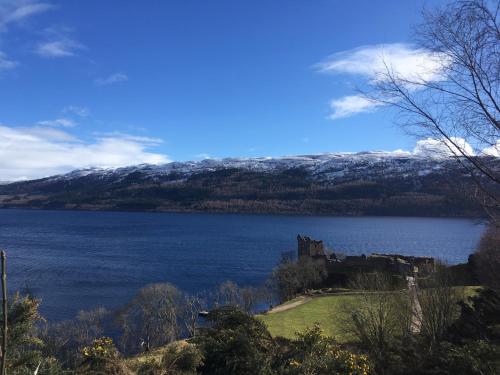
44 151 457 185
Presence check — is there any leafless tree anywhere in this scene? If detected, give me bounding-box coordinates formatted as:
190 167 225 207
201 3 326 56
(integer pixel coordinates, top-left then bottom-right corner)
369 0 499 221
417 265 464 343
39 307 110 369
211 281 262 314
213 280 240 307
342 272 412 374
472 224 500 290
239 286 260 314
117 283 184 354
73 307 109 345
270 258 327 303
182 292 206 337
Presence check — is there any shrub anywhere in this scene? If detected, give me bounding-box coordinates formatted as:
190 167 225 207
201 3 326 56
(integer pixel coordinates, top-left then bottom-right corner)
276 324 372 375
79 337 131 374
194 306 275 375
1 293 49 374
398 339 500 375
161 343 204 374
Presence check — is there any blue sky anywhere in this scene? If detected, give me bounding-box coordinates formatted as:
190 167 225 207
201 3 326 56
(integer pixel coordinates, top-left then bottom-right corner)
0 0 450 180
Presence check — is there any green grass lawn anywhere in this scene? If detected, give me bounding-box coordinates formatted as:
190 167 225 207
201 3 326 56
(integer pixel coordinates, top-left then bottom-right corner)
258 294 360 342
258 286 482 342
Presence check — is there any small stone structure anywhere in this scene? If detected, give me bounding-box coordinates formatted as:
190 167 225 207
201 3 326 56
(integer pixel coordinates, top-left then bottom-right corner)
297 234 435 276
297 235 328 258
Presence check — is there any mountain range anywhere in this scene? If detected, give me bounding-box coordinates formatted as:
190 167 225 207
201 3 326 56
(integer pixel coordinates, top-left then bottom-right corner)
0 152 490 216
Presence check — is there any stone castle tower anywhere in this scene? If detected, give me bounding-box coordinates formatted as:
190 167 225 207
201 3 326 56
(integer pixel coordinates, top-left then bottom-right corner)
297 234 327 258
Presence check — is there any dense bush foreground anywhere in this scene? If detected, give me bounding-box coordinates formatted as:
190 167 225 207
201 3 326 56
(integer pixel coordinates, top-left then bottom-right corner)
1 274 499 374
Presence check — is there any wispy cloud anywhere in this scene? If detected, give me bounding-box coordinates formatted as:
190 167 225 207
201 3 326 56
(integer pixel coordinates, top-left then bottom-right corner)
63 105 90 117
36 38 84 57
35 26 85 58
317 43 447 82
316 43 449 120
0 1 53 32
0 51 16 70
95 72 128 86
91 131 163 146
37 118 76 127
0 1 54 72
328 95 384 120
0 125 170 181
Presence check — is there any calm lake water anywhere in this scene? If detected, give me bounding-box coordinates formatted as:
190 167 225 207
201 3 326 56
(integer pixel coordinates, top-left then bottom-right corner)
0 209 486 321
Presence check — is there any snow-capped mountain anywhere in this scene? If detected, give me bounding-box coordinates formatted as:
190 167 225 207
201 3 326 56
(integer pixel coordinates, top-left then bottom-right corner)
0 152 489 216
42 151 458 184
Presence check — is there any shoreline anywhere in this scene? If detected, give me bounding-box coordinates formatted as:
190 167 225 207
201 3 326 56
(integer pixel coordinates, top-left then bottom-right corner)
0 205 488 220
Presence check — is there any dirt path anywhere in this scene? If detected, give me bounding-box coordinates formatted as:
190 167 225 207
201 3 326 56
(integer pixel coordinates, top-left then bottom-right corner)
408 276 423 333
267 295 312 314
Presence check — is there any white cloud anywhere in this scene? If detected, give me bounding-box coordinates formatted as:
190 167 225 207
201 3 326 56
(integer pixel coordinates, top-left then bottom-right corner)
35 26 85 58
413 137 475 157
317 43 449 120
195 153 212 160
63 105 90 117
37 118 76 127
36 38 84 57
0 1 53 31
0 125 170 181
23 125 79 142
95 72 128 86
317 43 447 83
0 51 16 70
481 141 500 157
329 95 383 120
91 131 163 146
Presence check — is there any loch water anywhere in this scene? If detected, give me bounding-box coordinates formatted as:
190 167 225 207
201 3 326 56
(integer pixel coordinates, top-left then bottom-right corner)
0 209 486 320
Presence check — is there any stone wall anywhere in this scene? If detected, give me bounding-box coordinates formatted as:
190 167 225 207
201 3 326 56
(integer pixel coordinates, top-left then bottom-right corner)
297 234 435 276
297 235 327 258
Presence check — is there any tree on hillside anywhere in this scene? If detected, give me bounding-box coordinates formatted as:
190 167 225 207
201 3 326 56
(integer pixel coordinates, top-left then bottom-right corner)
271 258 327 303
212 281 263 314
370 0 499 221
213 281 241 308
40 306 110 369
183 293 206 338
417 265 464 344
471 225 500 290
117 283 185 354
343 272 411 374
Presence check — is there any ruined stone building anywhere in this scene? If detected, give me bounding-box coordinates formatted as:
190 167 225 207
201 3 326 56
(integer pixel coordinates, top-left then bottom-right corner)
297 235 328 258
297 234 436 276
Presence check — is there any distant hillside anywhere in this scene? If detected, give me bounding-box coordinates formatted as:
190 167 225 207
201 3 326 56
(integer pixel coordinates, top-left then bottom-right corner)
0 152 491 216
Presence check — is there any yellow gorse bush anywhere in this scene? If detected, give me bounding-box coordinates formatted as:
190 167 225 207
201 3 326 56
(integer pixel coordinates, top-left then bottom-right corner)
81 337 118 359
290 324 372 375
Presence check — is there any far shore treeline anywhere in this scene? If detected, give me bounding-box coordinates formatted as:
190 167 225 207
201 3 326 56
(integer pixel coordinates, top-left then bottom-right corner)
0 153 492 217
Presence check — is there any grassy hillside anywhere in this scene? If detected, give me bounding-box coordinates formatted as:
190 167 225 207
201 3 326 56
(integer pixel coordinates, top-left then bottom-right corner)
258 294 359 342
258 287 482 341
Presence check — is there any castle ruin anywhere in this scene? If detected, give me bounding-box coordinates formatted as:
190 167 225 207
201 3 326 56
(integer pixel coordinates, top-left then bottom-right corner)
297 235 328 258
297 234 435 276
